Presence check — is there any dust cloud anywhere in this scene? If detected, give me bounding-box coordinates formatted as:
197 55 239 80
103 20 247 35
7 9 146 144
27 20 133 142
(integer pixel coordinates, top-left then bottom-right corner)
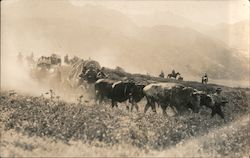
1 53 49 96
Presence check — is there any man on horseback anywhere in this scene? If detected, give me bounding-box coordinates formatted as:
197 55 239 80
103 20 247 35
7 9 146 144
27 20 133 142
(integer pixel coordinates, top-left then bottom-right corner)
172 69 176 76
64 54 70 64
167 69 180 79
202 73 208 84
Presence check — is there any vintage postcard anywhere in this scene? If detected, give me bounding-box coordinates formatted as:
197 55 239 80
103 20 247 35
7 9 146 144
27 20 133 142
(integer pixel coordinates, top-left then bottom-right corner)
1 0 249 157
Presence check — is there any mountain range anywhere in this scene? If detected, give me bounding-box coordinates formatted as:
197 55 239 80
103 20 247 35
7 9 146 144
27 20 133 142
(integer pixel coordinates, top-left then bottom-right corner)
1 0 249 80
206 20 249 58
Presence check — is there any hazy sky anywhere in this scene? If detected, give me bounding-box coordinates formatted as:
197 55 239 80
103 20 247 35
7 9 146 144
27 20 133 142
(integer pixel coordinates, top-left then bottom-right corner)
70 0 249 26
2 0 249 26
1 0 249 85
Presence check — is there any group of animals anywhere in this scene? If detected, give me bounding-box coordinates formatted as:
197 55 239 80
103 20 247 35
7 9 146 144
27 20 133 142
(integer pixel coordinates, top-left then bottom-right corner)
160 70 208 84
64 57 225 120
94 79 228 119
19 53 226 119
159 70 183 81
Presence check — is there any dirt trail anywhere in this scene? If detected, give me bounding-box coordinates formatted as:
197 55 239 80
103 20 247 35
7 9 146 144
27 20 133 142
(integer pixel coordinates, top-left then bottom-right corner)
151 114 249 157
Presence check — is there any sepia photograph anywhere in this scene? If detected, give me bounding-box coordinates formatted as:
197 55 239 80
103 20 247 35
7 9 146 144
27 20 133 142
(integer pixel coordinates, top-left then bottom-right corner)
1 0 249 157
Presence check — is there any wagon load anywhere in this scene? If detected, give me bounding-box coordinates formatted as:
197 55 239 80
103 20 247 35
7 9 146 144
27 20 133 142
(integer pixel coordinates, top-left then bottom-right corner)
37 54 61 69
37 56 52 68
67 59 85 87
50 54 61 66
31 54 61 85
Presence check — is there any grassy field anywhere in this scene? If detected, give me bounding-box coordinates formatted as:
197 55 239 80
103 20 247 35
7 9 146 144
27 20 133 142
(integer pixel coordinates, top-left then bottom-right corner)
1 82 249 157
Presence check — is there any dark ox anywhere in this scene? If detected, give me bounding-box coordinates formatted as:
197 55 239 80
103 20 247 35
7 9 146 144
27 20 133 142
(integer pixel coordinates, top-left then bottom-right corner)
143 83 202 115
95 79 116 104
95 79 145 111
200 93 228 119
80 67 99 84
170 86 202 114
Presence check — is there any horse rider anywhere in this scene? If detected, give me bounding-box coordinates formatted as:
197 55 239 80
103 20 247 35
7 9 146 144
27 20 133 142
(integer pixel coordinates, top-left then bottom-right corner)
204 73 208 78
202 73 208 83
64 54 69 64
172 69 176 76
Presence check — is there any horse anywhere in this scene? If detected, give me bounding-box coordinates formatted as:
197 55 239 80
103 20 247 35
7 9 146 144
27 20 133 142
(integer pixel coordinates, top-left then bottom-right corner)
202 76 208 84
167 72 180 79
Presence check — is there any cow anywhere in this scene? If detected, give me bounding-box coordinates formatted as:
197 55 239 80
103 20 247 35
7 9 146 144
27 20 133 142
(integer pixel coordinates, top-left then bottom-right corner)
95 79 117 104
80 67 99 84
143 82 202 115
79 59 102 84
111 81 145 111
143 83 178 114
95 79 145 112
200 92 228 119
170 86 202 114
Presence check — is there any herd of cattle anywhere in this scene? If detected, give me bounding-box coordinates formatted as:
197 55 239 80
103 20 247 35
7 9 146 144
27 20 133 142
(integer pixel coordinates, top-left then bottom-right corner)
94 79 227 119
18 53 227 119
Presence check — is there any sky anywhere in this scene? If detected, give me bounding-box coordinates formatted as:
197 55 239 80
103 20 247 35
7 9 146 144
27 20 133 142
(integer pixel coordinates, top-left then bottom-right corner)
70 0 249 26
2 0 249 26
1 0 249 87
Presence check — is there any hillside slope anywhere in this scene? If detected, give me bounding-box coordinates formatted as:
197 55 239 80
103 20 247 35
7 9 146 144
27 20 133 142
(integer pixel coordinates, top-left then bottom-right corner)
2 0 249 80
1 86 249 157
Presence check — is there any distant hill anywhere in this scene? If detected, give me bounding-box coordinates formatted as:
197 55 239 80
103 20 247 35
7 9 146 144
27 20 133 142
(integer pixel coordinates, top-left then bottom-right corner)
206 20 249 58
1 0 249 80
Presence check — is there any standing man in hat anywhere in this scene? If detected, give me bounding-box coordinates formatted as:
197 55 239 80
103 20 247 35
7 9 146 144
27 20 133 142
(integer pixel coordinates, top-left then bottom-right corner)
211 87 227 119
213 88 223 103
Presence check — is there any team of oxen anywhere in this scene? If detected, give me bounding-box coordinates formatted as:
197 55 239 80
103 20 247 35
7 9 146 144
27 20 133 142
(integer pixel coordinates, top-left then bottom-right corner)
19 53 225 119
94 79 226 119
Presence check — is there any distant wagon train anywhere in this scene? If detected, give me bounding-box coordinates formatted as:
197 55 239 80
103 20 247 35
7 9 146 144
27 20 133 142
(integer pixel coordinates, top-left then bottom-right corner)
37 54 61 69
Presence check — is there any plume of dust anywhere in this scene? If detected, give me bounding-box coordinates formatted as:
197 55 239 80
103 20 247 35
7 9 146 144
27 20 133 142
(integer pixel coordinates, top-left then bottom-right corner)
91 48 147 74
1 52 50 96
